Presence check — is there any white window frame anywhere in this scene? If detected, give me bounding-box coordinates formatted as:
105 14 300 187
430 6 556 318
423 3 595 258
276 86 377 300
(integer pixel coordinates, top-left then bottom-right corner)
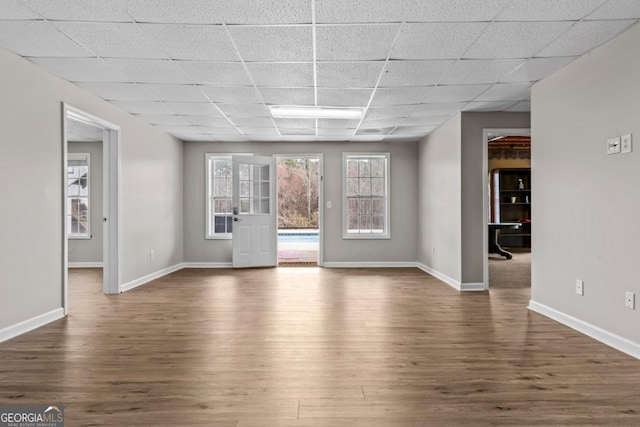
342 152 391 239
67 152 91 239
205 153 251 239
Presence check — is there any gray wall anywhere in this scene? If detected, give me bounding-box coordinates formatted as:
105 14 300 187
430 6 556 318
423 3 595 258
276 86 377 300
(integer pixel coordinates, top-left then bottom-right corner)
68 141 103 264
531 23 640 343
0 47 183 331
184 141 419 264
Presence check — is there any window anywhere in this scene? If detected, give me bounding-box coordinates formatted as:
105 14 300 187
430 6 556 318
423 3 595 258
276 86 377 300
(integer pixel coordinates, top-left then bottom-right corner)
343 153 390 239
67 153 90 239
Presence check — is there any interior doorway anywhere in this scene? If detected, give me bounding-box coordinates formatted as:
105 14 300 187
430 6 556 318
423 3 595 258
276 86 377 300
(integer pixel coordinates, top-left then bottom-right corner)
483 129 532 289
275 155 323 266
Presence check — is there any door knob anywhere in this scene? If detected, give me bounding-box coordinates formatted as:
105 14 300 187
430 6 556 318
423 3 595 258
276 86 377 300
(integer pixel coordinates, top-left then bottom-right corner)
233 217 240 222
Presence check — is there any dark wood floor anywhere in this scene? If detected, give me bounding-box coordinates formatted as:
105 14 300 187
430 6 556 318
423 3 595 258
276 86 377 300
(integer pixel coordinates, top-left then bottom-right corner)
1 267 639 426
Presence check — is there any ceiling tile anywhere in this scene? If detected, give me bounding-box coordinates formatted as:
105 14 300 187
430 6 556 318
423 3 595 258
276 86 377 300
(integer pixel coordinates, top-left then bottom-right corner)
179 61 253 86
174 134 216 141
231 117 275 127
587 0 640 19
247 62 313 87
317 128 355 137
371 87 431 105
317 119 361 129
464 22 573 59
474 83 531 102
0 21 93 57
201 86 263 104
215 0 310 24
110 101 173 115
315 0 413 23
402 115 452 125
440 59 524 85
21 0 133 22
138 84 208 102
279 128 316 135
360 118 405 128
408 0 511 22
126 0 221 24
355 127 394 136
462 101 517 112
365 105 416 120
507 101 531 112
274 118 316 129
392 23 487 60
182 116 232 127
164 102 223 116
0 0 42 19
198 126 241 134
135 114 190 126
249 135 283 141
317 88 372 107
55 22 168 59
142 24 238 61
351 135 385 141
496 0 607 21
77 82 154 101
536 20 636 57
423 85 491 103
218 103 271 117
228 26 312 62
500 57 575 83
410 102 468 117
105 59 193 84
317 61 383 88
29 57 130 82
259 88 315 105
391 125 437 135
316 24 399 61
380 60 454 87
239 127 280 136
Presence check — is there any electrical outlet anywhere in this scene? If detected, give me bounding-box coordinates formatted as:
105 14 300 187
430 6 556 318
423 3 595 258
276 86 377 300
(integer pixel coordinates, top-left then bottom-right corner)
576 280 584 296
621 134 632 154
625 292 635 310
149 250 154 261
607 137 621 155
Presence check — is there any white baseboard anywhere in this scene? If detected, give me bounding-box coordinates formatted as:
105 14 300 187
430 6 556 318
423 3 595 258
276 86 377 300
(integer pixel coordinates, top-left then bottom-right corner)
323 261 416 268
528 300 640 360
415 263 487 291
182 262 233 268
68 262 103 268
0 308 65 344
121 263 184 293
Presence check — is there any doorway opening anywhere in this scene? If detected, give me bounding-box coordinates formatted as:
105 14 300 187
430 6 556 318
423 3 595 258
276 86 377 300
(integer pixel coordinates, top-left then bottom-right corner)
275 155 322 266
483 129 531 290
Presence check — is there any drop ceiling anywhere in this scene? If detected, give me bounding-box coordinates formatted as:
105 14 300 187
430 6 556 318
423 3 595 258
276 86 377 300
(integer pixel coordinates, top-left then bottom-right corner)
1 0 638 143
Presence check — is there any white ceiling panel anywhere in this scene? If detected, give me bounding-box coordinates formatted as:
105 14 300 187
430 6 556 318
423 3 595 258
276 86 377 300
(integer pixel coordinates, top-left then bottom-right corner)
197 126 241 134
365 105 416 120
587 0 640 19
536 20 636 57
440 59 524 85
182 116 232 127
201 86 263 104
135 114 190 126
392 23 487 60
247 62 313 87
360 118 406 128
0 21 93 57
408 0 511 22
228 26 312 62
126 0 221 24
410 102 468 117
317 128 356 137
239 127 280 136
218 104 271 117
462 101 517 112
164 102 223 116
496 0 606 21
317 88 372 107
77 82 154 101
142 24 238 61
317 119 361 129
371 87 431 105
105 59 193 84
351 135 385 142
55 22 168 59
231 118 275 127
174 134 216 141
316 24 399 61
475 83 531 102
402 115 452 125
29 57 130 82
315 0 413 24
179 61 253 86
274 118 316 129
21 0 133 22
215 0 310 24
380 60 454 87
355 127 394 136
391 125 437 135
110 101 173 115
138 84 208 102
260 88 315 105
0 0 41 20
464 22 573 59
507 101 531 112
500 57 575 83
423 85 491 103
316 61 383 88
279 128 316 135
249 135 284 141
155 124 215 134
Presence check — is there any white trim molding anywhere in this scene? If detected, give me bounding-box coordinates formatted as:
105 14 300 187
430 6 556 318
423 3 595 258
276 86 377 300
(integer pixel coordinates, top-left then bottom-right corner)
416 263 486 291
121 264 183 293
528 300 640 360
68 262 104 268
0 308 65 344
182 262 233 269
324 261 415 268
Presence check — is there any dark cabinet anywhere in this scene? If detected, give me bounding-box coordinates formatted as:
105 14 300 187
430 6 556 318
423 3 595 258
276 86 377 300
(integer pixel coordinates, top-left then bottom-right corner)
490 168 531 248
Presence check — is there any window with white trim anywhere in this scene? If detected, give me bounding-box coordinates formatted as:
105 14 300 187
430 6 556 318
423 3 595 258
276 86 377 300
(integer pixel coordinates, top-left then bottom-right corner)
67 153 90 239
343 152 390 239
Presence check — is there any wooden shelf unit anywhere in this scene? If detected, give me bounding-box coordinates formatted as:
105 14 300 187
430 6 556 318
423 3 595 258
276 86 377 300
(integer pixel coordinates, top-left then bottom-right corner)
490 168 531 248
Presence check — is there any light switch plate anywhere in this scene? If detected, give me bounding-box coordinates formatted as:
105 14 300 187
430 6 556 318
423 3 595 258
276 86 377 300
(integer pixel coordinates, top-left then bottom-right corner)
621 134 632 153
607 137 621 155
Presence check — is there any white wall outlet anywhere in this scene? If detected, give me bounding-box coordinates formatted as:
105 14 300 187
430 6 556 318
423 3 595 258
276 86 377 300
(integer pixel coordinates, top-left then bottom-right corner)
326 201 332 209
149 250 154 261
607 137 621 155
625 292 635 309
621 134 632 154
576 279 584 296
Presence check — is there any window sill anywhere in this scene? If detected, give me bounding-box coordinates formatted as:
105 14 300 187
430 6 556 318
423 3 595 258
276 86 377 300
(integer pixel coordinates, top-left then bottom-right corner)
342 234 391 240
206 235 232 240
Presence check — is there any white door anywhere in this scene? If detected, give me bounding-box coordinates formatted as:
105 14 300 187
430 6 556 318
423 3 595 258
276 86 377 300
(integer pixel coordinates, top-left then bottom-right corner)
232 155 277 268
